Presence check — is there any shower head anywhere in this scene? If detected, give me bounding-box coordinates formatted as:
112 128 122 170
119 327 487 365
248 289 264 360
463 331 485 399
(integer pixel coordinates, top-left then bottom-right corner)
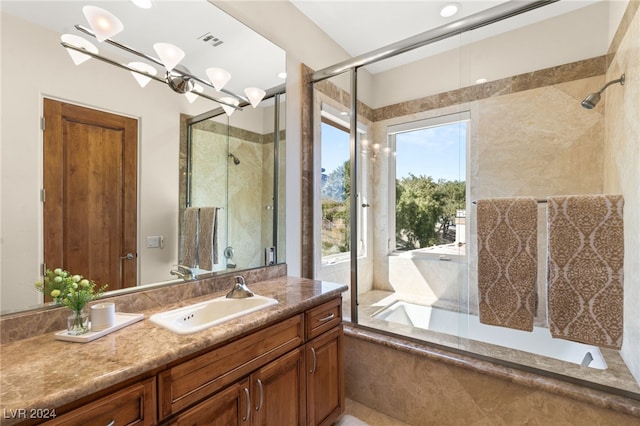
581 74 625 109
228 153 240 165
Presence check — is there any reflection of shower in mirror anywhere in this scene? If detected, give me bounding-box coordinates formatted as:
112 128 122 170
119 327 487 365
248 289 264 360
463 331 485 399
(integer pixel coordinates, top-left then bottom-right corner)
224 246 237 268
228 153 241 165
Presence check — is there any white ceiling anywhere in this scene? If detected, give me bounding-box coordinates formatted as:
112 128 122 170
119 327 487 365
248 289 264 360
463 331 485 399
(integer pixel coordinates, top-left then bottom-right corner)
1 0 612 92
0 0 286 96
290 0 606 74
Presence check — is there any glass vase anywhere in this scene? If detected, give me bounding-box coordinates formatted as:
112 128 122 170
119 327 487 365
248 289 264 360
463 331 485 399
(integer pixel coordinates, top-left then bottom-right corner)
67 310 89 335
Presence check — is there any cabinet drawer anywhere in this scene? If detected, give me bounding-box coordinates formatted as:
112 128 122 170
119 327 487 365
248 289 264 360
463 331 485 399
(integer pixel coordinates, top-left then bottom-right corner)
159 314 304 419
45 377 156 426
305 298 342 340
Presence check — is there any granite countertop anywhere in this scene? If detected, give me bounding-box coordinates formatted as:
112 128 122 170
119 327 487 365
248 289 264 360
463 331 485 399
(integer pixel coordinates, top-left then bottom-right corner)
0 276 347 423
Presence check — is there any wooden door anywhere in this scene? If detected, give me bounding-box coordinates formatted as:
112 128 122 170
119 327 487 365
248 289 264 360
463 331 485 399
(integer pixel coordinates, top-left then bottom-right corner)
43 98 137 291
306 326 344 426
252 347 306 426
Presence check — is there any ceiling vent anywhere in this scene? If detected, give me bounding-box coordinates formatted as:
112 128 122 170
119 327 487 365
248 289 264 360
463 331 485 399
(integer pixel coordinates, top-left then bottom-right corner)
198 32 224 47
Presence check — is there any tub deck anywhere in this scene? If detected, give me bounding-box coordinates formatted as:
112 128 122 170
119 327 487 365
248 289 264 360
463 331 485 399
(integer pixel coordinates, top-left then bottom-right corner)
344 290 640 395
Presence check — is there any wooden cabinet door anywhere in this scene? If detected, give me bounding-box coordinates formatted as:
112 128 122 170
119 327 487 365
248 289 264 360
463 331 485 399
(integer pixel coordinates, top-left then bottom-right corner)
306 326 344 426
45 378 156 426
251 347 306 426
169 378 251 426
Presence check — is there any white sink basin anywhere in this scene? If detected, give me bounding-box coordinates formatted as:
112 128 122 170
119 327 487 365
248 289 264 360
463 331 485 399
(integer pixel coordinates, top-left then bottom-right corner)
149 294 278 334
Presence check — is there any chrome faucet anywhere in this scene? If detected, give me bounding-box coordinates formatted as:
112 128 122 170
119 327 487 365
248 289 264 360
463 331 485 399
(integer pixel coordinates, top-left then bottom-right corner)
226 275 254 299
170 264 194 281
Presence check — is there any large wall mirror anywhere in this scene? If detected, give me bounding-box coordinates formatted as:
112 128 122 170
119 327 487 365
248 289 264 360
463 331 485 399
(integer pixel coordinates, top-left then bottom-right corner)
0 1 286 314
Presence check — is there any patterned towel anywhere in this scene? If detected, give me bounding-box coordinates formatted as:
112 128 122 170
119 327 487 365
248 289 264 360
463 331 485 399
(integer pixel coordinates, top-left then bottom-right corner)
182 207 199 268
197 207 219 270
547 195 624 349
477 198 538 331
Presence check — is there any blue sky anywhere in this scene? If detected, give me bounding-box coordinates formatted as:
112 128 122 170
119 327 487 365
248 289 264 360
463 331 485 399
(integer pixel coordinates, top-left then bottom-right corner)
321 122 466 182
395 122 466 181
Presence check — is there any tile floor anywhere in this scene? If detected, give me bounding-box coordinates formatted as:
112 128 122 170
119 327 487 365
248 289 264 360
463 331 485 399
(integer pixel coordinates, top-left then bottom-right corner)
334 398 411 426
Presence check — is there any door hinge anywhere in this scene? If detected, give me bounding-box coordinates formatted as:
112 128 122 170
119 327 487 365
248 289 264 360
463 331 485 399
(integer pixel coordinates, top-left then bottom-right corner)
41 262 47 276
41 117 45 131
40 189 46 202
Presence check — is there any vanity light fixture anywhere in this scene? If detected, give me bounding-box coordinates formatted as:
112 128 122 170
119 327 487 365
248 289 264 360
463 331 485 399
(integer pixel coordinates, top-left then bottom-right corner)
82 6 123 42
153 43 185 72
244 87 266 108
440 3 460 18
220 97 240 116
206 67 232 92
61 34 98 65
59 5 270 114
128 61 157 87
185 83 204 103
131 0 153 9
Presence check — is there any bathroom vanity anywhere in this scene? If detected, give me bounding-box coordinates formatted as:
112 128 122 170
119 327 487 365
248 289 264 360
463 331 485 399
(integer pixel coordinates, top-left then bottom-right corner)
0 277 346 426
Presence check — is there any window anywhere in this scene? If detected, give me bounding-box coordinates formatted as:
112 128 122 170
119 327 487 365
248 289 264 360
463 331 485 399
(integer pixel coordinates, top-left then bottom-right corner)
388 112 469 254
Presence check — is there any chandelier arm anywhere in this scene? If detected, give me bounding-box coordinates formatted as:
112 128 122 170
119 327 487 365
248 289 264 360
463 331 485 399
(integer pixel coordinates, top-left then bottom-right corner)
61 42 165 83
74 24 247 103
75 25 164 67
61 42 242 111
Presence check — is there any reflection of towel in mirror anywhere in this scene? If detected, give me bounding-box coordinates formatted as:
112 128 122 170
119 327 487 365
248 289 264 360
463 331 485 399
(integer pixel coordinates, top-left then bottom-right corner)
182 207 199 268
198 207 219 270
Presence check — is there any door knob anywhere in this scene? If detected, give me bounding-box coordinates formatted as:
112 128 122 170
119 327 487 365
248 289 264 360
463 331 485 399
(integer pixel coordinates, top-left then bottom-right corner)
120 253 134 260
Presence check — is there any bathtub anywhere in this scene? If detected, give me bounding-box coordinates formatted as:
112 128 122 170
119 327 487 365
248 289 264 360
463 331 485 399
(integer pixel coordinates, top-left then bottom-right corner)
373 300 607 369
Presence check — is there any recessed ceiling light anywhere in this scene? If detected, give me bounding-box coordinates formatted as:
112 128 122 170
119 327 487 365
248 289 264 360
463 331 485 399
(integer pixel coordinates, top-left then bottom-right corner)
475 78 488 84
440 3 460 18
278 71 287 79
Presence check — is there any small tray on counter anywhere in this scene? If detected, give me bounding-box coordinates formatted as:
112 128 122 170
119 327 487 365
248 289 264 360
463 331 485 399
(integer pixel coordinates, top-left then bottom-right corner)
54 312 144 343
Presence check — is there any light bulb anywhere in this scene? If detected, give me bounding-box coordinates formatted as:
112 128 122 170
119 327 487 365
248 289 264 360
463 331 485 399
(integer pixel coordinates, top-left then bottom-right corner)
131 0 152 8
244 87 266 108
220 97 239 116
128 62 157 87
153 43 185 72
82 6 123 42
61 34 98 65
185 84 204 103
206 68 231 92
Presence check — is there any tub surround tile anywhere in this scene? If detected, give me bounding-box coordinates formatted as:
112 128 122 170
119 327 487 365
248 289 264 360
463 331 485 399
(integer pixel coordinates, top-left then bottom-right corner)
344 325 640 423
0 275 346 422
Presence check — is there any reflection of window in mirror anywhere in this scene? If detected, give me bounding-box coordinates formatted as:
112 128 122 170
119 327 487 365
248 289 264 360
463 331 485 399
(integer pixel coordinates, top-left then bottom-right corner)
318 104 368 268
388 111 469 255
